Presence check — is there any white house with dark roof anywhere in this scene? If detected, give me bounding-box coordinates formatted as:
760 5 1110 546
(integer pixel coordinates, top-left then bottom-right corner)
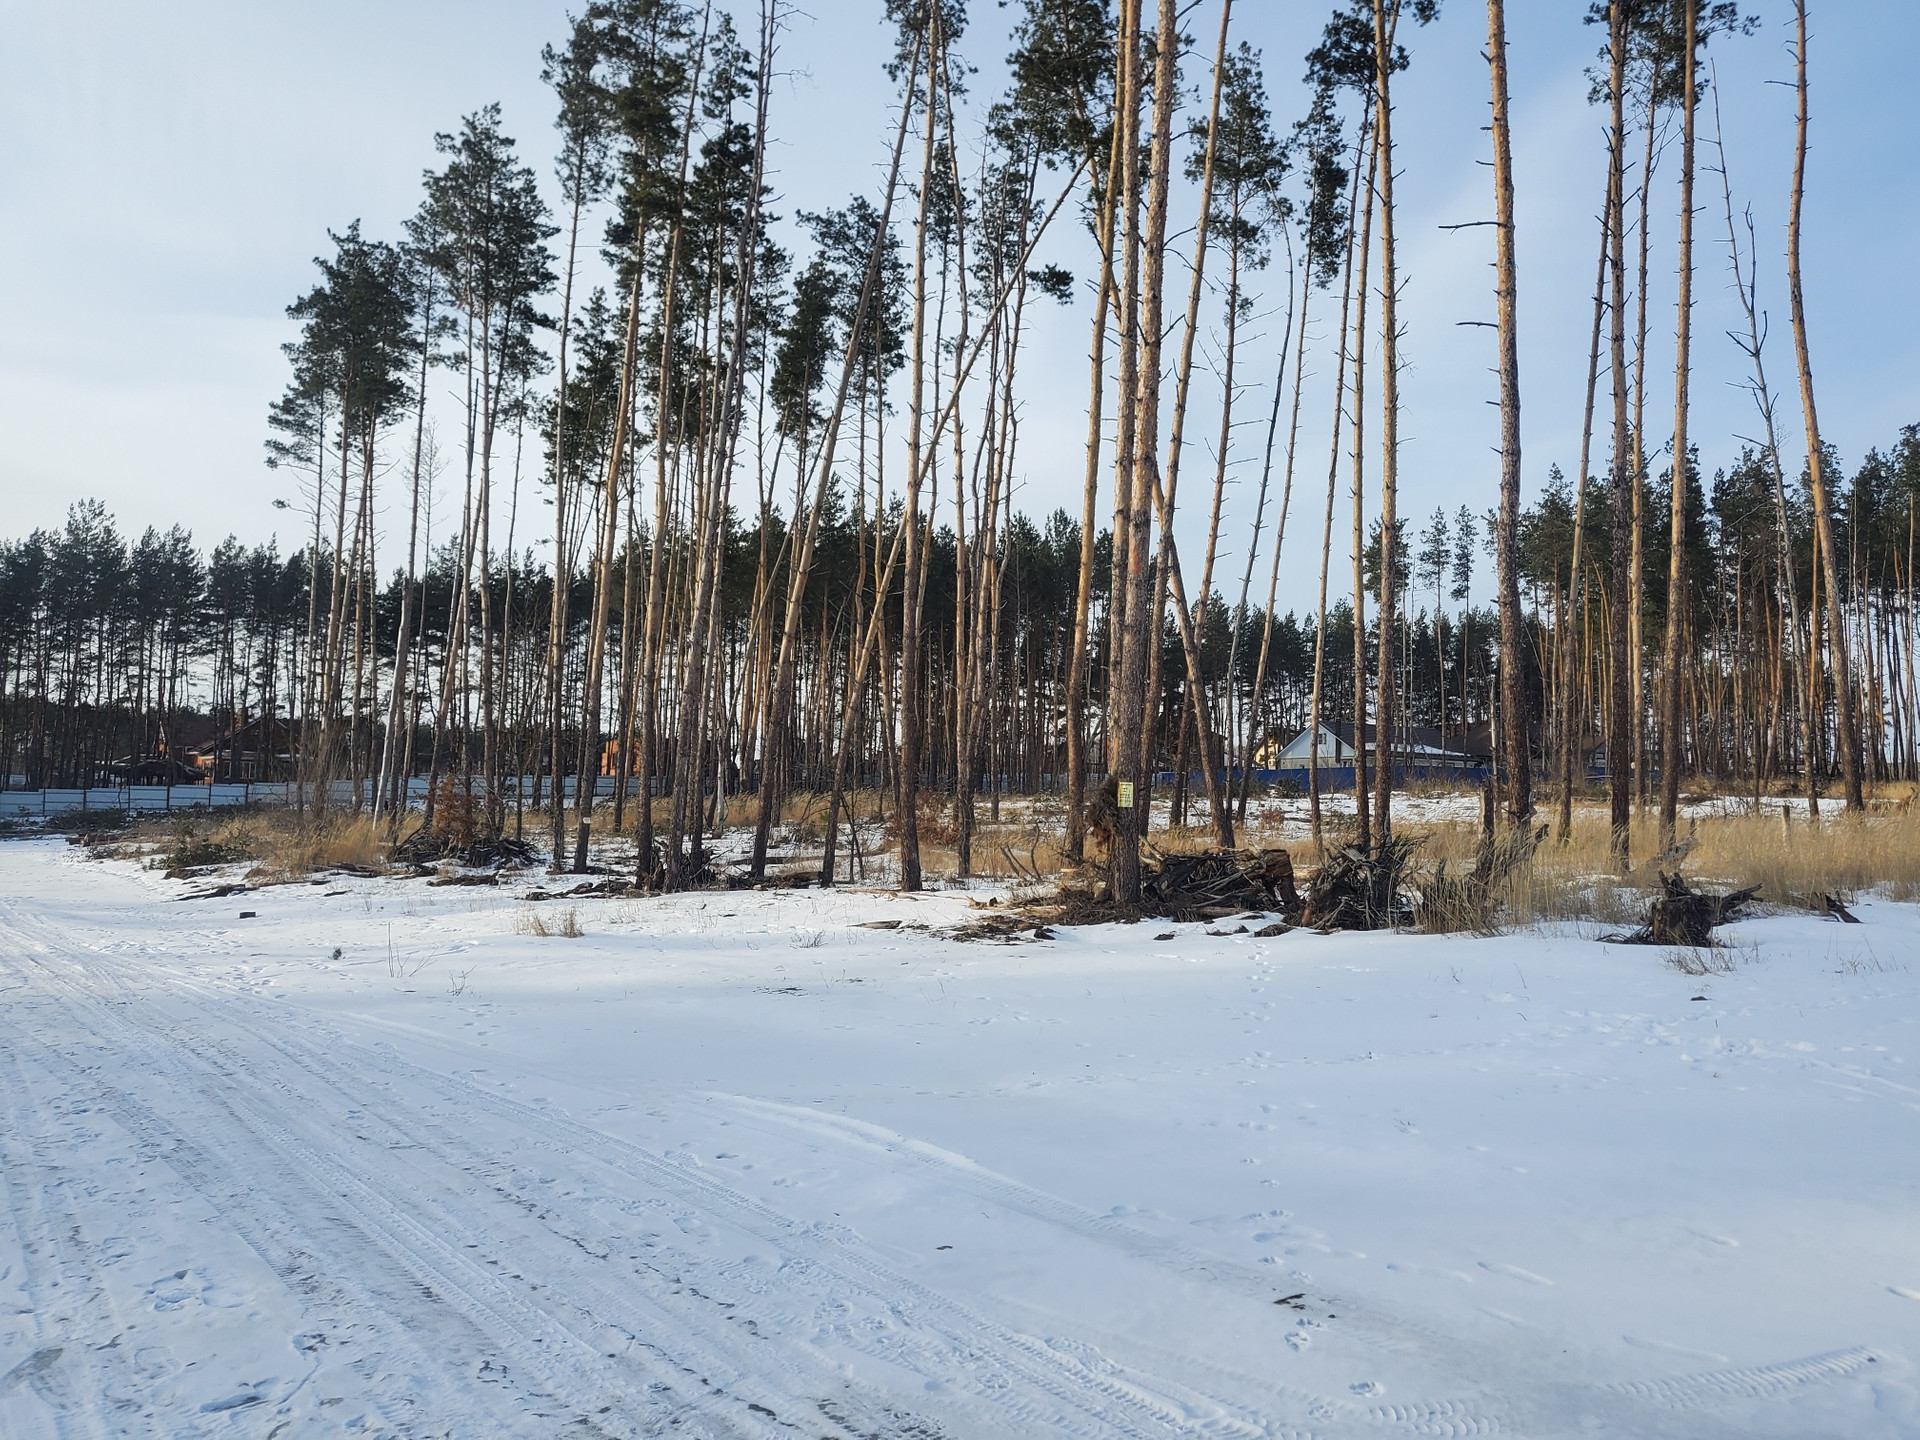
1266 720 1488 772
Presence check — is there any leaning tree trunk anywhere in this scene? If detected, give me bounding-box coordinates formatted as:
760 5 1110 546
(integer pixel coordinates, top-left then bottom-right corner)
1787 0 1863 814
1372 0 1402 839
1348 110 1379 852
1235 231 1308 826
1307 112 1372 858
894 18 942 894
571 258 646 872
547 164 588 870
1559 205 1608 839
1063 134 1120 863
1604 3 1633 868
1153 0 1235 850
1658 0 1698 847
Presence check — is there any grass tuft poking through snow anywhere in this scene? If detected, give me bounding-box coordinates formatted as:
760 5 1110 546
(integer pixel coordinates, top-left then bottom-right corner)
514 904 584 938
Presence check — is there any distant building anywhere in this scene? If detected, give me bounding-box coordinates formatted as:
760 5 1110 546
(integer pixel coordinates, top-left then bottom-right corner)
1267 720 1488 773
185 715 299 781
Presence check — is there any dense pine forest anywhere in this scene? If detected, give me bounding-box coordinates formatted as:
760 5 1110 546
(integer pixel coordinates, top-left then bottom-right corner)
3 0 1914 902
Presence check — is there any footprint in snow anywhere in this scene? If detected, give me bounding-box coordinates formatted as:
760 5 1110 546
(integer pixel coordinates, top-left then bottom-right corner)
1350 1380 1384 1397
1387 1262 1475 1283
199 1390 267 1414
1687 1228 1739 1248
1478 1260 1553 1286
0 1348 62 1395
1622 1335 1730 1363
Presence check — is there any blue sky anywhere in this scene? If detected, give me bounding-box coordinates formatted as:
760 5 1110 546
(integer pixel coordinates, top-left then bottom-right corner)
3 0 1914 616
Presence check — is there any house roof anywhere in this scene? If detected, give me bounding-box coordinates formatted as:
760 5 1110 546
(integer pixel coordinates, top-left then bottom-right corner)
1285 720 1488 762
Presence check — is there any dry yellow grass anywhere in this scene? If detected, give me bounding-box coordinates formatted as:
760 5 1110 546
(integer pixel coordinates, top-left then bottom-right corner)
244 814 389 879
116 807 388 880
1402 802 1920 930
513 905 584 938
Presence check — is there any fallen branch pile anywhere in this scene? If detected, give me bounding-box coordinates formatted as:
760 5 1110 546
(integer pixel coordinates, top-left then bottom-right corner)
391 831 542 871
1299 836 1421 932
523 877 643 901
1140 847 1299 920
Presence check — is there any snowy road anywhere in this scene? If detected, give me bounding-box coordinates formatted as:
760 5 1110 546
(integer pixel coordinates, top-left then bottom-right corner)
1 837 1915 1437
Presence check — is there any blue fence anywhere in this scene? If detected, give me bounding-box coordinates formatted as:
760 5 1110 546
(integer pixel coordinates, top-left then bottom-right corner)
1151 766 1495 792
0 775 653 820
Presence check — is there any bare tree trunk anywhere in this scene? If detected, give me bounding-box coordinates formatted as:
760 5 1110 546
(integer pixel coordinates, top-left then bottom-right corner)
1658 0 1698 846
1559 209 1608 839
1235 233 1305 826
546 175 588 869
1788 0 1863 814
1153 0 1235 850
1112 0 1180 898
1371 0 1402 839
1106 0 1148 902
1605 3 1633 868
894 17 943 894
572 256 647 873
1064 131 1120 862
669 5 769 886
1348 111 1379 852
1487 0 1530 828
1308 112 1373 858
751 35 920 882
1631 89 1657 815
376 273 439 830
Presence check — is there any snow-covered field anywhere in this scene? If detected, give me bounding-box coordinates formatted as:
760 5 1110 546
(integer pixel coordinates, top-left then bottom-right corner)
1 836 1915 1438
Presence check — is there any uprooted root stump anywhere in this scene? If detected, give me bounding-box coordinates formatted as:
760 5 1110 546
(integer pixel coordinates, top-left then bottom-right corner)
1616 872 1762 947
1300 836 1420 932
1416 825 1547 934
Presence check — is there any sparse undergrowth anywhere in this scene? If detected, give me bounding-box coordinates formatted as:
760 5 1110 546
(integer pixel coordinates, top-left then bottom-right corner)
31 786 1920 941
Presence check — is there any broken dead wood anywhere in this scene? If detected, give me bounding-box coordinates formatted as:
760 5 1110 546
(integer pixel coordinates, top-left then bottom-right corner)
391 830 541 871
1139 847 1299 920
953 845 1299 942
1818 893 1860 924
523 878 644 901
175 882 252 902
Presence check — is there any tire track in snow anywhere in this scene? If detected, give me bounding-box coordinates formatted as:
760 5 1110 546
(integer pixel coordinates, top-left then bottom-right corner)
2 897 1227 1439
0 860 1891 1439
1 940 778 1440
36 924 1246 1439
200 1016 1217 1440
0 1036 146 1440
3 981 594 1437
705 1094 1519 1435
1601 1346 1883 1409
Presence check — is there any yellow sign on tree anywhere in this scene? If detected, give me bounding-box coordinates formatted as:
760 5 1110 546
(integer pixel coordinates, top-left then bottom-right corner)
1117 781 1135 809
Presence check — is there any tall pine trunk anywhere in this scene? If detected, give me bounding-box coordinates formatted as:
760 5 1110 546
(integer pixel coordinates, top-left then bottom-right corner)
1487 0 1529 826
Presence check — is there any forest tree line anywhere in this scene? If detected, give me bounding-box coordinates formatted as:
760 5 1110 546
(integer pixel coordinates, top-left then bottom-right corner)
3 0 1911 900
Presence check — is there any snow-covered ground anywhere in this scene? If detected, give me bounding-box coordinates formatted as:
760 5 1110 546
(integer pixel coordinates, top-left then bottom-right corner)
1 836 1915 1438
